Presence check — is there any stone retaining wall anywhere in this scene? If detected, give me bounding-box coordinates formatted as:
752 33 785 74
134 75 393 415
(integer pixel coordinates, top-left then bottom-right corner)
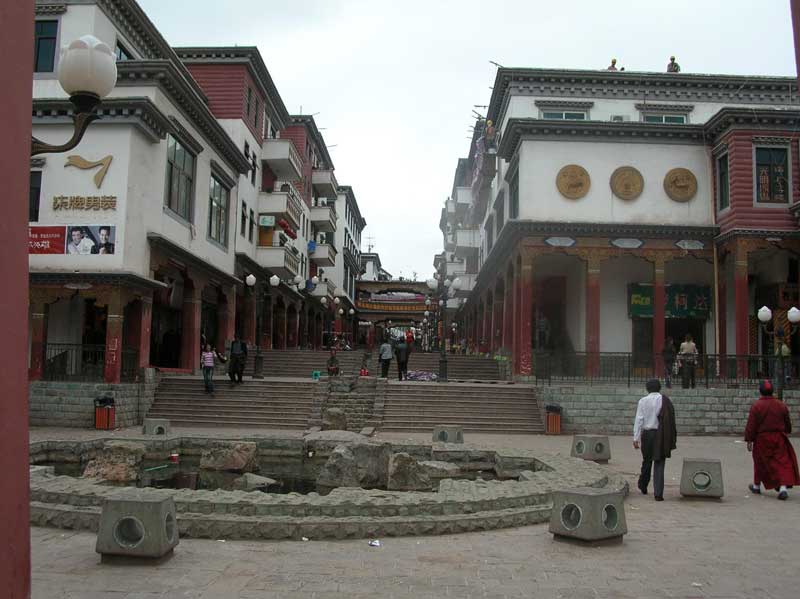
30 368 160 428
536 385 800 435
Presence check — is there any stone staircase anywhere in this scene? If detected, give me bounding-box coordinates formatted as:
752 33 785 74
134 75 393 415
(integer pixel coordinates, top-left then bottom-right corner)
146 377 317 428
385 353 504 381
380 381 543 434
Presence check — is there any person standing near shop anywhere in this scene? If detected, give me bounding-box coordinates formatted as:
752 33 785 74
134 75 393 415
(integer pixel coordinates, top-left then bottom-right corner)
201 343 225 394
662 337 676 389
227 334 248 385
378 338 393 378
679 334 698 389
633 379 677 501
395 338 410 381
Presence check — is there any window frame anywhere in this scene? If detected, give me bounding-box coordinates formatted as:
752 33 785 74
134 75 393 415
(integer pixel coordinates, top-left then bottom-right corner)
207 175 230 248
114 40 134 61
29 170 43 223
33 18 60 76
541 110 587 121
753 144 792 207
240 200 248 237
249 208 255 242
163 134 197 223
716 153 730 213
510 173 519 219
643 113 687 124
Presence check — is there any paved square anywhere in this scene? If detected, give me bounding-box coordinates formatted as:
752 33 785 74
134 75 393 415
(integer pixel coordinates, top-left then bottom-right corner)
30 430 800 598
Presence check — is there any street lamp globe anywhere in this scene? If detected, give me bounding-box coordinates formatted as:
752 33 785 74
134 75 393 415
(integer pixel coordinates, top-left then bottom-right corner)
443 279 452 288
349 308 355 316
451 277 462 291
269 274 280 287
338 308 344 315
57 35 117 104
334 297 341 305
320 297 328 305
790 307 800 324
293 274 304 286
311 276 319 285
425 298 432 306
426 278 438 291
245 274 256 287
423 318 427 324
757 306 773 323
424 310 429 317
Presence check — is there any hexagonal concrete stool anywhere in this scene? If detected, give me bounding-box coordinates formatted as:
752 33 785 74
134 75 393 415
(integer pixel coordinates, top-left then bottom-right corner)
570 435 611 463
549 487 627 543
432 426 464 444
96 492 179 560
680 458 724 498
142 418 170 436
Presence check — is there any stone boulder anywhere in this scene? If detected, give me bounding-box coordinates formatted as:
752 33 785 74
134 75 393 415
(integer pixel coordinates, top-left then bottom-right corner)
82 441 146 483
316 440 392 491
388 452 432 491
322 408 348 431
199 442 258 473
303 430 365 444
419 460 462 479
232 473 278 492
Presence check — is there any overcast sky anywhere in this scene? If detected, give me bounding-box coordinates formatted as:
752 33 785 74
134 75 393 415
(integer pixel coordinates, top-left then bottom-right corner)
138 0 796 280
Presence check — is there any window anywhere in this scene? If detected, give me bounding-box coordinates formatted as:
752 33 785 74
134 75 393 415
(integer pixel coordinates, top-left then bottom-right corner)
240 201 247 237
254 100 260 127
756 147 789 204
246 88 253 118
115 42 133 61
268 124 277 139
486 216 494 252
207 177 229 246
249 208 255 242
643 114 686 124
34 21 58 72
165 134 195 220
510 173 519 219
250 154 257 186
496 197 505 236
717 154 729 211
244 141 250 156
29 171 42 222
541 111 586 120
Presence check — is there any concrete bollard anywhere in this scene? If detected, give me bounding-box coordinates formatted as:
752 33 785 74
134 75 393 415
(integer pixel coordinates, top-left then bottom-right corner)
570 434 611 463
96 492 179 560
680 458 724 498
432 426 464 444
549 487 627 543
142 418 170 436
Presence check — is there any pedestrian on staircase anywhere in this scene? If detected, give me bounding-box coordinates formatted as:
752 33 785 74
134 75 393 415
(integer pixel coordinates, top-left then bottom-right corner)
228 334 248 385
379 338 393 378
395 338 410 381
201 343 225 394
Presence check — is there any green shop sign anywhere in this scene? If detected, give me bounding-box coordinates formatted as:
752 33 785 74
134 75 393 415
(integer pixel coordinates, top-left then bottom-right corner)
628 283 711 319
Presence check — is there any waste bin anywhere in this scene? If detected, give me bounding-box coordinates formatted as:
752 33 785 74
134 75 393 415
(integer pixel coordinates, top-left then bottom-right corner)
94 395 116 430
545 403 561 435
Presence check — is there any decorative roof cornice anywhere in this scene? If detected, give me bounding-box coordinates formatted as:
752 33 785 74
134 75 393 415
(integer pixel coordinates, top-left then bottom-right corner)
290 115 334 170
337 185 366 229
534 100 595 109
634 103 694 113
174 47 291 129
703 107 800 142
498 118 705 158
488 67 799 126
29 270 168 290
34 3 66 15
116 61 250 173
32 96 171 142
715 228 800 245
148 233 241 286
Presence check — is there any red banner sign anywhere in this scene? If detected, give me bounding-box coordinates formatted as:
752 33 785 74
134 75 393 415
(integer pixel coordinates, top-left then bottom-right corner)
29 226 67 254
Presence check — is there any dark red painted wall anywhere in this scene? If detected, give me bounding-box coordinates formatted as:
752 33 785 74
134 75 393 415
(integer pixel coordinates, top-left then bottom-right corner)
282 125 312 205
2 0 32 596
716 129 800 234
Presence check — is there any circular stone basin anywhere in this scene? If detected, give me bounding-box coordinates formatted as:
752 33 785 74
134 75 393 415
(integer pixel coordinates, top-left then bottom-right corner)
29 432 624 540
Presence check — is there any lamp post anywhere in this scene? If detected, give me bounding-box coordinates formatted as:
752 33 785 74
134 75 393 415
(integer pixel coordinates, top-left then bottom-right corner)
246 274 264 378
757 305 800 398
428 276 462 382
31 35 117 156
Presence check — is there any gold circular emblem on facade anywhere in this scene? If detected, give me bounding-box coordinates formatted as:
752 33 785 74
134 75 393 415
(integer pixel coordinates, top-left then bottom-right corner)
556 164 590 199
663 168 698 202
610 166 644 201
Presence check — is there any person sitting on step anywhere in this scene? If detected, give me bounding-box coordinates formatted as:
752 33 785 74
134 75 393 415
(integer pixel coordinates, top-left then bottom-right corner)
327 349 340 377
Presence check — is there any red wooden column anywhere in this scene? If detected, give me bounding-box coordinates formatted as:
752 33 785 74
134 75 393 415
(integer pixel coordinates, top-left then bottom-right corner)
29 299 47 380
585 256 601 376
493 294 504 352
734 240 750 376
103 289 124 384
519 257 534 376
126 296 153 369
503 272 514 353
652 257 667 377
239 287 255 346
488 291 497 353
512 262 521 373
181 281 202 371
474 306 482 353
718 252 727 358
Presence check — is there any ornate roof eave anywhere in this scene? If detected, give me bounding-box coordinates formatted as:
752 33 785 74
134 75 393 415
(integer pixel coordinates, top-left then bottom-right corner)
174 46 291 129
488 67 799 125
703 107 800 142
337 185 366 230
32 96 171 142
498 119 706 159
116 61 250 174
290 115 334 170
715 228 800 245
29 270 168 290
34 2 66 15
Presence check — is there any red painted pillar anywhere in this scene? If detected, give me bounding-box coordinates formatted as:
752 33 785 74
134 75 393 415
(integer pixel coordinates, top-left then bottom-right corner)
652 258 666 377
513 265 521 373
488 293 497 353
585 258 601 375
126 297 152 369
29 301 47 380
519 260 534 375
181 282 202 370
503 274 514 353
241 288 256 346
734 243 750 376
718 258 727 357
475 307 482 353
277 305 287 349
103 292 124 384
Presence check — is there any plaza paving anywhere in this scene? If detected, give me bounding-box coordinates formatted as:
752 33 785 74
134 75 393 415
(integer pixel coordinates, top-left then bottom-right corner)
30 429 800 598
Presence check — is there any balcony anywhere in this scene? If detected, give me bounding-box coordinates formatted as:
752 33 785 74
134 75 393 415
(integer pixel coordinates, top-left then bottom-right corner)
311 278 336 299
455 227 479 258
262 138 303 181
256 243 300 278
312 168 338 198
310 203 336 232
258 186 303 230
310 242 337 266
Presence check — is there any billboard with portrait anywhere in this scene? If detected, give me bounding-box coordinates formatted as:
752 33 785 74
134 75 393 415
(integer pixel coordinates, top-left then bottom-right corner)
29 225 116 255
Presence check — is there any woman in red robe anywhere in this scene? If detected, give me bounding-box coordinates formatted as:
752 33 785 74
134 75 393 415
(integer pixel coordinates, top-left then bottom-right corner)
744 380 800 500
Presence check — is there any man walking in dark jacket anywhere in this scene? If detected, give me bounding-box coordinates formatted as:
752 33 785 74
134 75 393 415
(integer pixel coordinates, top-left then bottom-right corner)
228 334 248 384
633 379 677 501
395 339 410 381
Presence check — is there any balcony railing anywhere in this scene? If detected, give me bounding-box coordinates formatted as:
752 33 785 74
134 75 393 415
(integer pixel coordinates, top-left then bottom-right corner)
259 185 303 230
309 203 336 232
262 138 303 181
532 352 800 389
256 243 300 277
42 343 138 382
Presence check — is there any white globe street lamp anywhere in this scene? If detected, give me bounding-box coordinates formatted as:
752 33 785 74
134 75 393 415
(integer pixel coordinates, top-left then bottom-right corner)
426 279 438 292
757 306 773 323
293 274 304 286
338 308 344 315
349 308 355 316
320 297 328 305
451 277 463 291
269 275 280 287
334 297 341 305
245 274 256 287
789 307 800 324
311 276 319 285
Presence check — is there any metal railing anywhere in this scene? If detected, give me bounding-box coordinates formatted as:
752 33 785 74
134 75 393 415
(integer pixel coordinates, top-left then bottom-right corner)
42 343 139 383
533 351 800 389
